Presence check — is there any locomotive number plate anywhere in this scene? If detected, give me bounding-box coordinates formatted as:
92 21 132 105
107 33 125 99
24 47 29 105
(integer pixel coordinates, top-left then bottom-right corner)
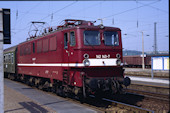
96 54 110 59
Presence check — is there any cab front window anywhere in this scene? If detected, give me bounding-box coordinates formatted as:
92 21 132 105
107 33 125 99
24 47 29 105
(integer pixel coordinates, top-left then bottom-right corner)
84 31 100 46
104 31 119 46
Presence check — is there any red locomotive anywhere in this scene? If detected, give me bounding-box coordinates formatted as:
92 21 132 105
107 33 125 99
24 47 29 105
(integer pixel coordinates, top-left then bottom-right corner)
4 19 130 98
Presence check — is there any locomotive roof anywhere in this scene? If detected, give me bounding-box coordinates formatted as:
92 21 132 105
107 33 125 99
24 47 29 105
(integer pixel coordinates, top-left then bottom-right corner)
18 24 121 46
76 25 121 30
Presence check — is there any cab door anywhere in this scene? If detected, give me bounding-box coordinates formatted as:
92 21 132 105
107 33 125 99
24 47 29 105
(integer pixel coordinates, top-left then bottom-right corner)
63 31 76 68
63 32 69 68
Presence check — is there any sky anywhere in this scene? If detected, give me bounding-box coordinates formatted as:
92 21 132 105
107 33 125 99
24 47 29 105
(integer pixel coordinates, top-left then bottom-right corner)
0 0 169 52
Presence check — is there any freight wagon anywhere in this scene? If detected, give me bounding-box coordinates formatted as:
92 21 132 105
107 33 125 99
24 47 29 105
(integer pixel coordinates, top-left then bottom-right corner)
123 54 169 68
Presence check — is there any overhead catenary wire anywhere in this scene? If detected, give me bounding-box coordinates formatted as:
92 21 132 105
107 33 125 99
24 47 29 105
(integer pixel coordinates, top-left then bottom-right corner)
138 1 168 14
102 0 160 19
13 1 42 31
12 1 77 36
38 1 77 22
7 1 168 52
51 1 104 24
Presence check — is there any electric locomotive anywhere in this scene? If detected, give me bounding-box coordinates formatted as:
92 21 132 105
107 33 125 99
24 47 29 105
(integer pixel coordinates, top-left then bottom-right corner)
4 19 130 98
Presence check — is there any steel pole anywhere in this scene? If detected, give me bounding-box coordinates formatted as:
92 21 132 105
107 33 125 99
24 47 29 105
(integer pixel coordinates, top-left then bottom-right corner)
154 22 157 54
0 8 4 113
142 31 145 70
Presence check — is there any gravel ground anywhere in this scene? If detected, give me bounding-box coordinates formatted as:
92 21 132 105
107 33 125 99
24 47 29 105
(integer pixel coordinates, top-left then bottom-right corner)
4 85 56 113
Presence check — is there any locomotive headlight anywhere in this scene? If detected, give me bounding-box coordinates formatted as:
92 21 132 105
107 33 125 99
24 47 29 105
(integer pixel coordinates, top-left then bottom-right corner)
83 53 89 59
116 53 121 58
116 59 121 66
83 59 90 66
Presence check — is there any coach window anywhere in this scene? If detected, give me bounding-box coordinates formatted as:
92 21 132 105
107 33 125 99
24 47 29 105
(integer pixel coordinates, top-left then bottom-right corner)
70 31 76 46
4 55 6 63
5 54 7 63
11 53 14 64
8 53 11 63
64 33 68 49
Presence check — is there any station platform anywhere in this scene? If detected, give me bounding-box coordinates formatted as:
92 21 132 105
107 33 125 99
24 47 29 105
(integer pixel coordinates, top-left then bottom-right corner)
4 79 97 113
124 68 169 78
126 76 169 88
4 85 56 113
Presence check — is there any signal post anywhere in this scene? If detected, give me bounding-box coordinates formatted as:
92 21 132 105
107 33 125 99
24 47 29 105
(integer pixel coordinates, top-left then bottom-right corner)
0 8 10 113
0 8 4 113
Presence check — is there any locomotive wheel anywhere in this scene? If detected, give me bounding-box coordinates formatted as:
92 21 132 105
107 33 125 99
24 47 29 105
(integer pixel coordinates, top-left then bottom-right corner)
20 75 24 83
78 92 85 103
29 77 34 87
51 85 56 93
25 77 30 86
8 74 11 80
111 80 121 94
56 86 65 97
38 84 43 90
63 87 68 97
111 80 117 94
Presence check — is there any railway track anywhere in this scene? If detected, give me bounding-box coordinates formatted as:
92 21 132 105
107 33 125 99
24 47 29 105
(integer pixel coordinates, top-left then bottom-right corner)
108 88 169 113
63 94 154 113
126 88 169 101
103 98 154 113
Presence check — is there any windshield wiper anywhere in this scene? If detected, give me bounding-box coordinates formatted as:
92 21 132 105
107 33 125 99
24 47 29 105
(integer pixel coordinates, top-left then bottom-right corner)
85 38 94 49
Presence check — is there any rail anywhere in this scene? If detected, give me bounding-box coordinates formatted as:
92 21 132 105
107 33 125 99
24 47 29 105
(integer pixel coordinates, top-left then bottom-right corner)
102 98 154 113
126 88 169 101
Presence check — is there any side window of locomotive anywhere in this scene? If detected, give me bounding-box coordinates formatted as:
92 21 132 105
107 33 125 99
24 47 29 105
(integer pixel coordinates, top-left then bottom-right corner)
64 33 68 49
50 37 57 51
104 31 119 46
24 43 31 55
84 31 100 46
43 38 49 52
37 40 42 53
70 31 76 46
33 42 35 53
26 43 31 55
